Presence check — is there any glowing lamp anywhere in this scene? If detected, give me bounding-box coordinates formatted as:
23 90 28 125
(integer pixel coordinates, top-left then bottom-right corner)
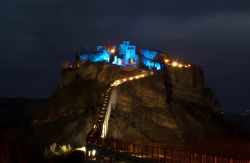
172 62 178 67
164 59 170 63
75 146 86 152
178 64 183 68
110 48 115 54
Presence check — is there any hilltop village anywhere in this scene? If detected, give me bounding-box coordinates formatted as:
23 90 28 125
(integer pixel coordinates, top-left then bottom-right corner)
65 41 191 71
28 40 240 163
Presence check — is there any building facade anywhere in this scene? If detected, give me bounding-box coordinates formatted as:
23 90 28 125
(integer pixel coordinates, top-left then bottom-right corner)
79 41 162 70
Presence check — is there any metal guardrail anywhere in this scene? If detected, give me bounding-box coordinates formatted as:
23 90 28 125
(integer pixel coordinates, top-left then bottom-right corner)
102 139 250 163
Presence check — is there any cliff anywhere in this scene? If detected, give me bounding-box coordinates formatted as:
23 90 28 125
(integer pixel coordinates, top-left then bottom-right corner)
32 62 222 147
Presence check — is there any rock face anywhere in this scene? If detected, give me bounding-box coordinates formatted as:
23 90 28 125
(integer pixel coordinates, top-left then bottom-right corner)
108 72 221 144
32 62 222 147
60 62 144 88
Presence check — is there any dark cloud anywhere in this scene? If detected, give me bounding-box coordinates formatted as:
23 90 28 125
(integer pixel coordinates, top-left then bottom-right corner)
0 0 250 110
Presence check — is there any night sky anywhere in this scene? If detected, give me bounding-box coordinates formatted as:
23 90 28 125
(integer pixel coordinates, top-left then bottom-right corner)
1 0 250 111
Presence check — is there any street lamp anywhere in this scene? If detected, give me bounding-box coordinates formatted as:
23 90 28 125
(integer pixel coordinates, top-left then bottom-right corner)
110 48 115 54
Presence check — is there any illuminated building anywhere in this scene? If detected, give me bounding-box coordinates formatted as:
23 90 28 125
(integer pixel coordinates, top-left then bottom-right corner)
140 49 161 70
119 41 138 66
79 41 163 70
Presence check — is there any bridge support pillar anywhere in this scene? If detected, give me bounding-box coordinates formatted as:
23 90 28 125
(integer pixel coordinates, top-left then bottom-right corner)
172 149 174 163
201 154 204 163
214 156 217 163
163 148 166 163
189 152 192 163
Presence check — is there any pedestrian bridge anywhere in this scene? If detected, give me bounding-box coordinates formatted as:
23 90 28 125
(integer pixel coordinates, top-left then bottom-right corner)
86 70 250 163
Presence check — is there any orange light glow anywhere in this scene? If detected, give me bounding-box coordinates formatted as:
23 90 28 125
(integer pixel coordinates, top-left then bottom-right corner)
172 61 178 67
110 48 115 54
164 59 170 64
75 146 86 152
178 64 183 68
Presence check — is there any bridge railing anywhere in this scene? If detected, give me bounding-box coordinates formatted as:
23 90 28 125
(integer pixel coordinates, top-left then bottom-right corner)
87 72 151 146
102 138 250 163
86 82 113 146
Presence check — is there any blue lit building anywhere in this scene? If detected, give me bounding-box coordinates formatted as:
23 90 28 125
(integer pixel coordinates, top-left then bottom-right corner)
79 41 162 70
140 49 161 70
80 47 110 63
119 41 138 66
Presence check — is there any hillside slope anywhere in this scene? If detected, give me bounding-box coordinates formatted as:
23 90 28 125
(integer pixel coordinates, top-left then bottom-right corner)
32 62 223 147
